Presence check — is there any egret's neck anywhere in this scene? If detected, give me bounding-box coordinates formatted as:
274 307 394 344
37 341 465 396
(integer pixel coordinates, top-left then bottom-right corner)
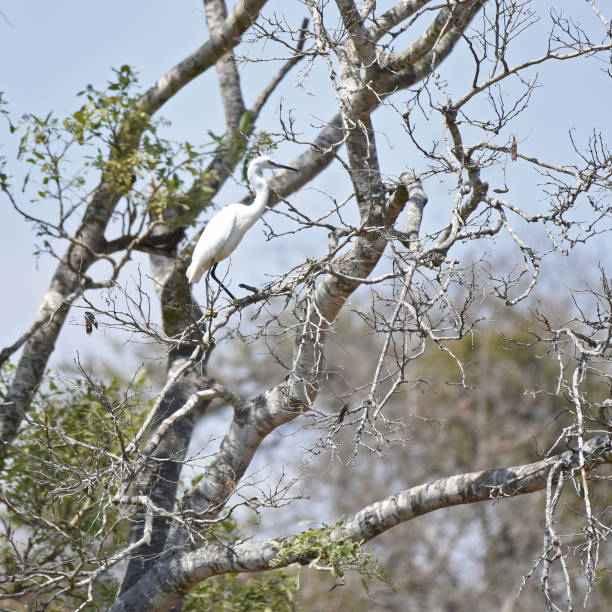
245 171 270 226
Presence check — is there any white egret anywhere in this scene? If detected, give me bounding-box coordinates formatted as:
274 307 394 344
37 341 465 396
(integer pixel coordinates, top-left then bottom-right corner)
186 155 298 299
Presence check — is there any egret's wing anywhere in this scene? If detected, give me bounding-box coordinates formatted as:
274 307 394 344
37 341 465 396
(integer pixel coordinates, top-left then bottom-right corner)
187 206 238 283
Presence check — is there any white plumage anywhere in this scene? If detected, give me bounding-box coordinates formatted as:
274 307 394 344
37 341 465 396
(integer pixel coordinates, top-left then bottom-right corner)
186 156 297 298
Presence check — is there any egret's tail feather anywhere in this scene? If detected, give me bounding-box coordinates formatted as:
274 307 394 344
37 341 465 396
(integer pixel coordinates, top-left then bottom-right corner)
186 263 204 284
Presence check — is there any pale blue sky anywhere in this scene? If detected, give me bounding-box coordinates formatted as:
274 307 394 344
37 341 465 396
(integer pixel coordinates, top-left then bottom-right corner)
1 1 610 368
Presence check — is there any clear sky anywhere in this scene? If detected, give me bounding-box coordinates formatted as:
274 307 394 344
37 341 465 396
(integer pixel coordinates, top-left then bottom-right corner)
1 1 610 368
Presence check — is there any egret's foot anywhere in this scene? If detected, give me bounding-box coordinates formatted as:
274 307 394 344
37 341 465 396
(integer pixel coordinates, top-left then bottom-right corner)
205 308 218 318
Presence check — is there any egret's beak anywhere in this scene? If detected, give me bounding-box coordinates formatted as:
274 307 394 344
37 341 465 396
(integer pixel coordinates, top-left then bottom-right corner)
270 161 299 172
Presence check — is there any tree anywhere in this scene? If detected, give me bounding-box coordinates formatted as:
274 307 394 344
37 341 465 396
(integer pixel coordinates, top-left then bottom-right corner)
1 1 611 610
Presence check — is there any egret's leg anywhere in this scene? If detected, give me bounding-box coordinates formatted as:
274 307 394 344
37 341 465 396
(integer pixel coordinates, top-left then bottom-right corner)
210 262 237 300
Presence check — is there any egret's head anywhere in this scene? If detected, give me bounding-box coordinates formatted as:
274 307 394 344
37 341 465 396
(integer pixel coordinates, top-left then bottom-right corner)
247 156 298 178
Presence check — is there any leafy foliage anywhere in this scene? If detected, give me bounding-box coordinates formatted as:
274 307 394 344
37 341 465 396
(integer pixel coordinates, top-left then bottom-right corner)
182 519 389 611
0 361 150 608
183 569 300 612
272 520 392 590
8 65 217 250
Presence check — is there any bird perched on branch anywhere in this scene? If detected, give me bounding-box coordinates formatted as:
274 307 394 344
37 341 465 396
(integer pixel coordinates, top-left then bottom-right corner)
186 155 298 299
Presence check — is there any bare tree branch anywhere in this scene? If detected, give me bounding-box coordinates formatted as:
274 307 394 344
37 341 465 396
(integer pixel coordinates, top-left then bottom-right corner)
111 434 612 612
